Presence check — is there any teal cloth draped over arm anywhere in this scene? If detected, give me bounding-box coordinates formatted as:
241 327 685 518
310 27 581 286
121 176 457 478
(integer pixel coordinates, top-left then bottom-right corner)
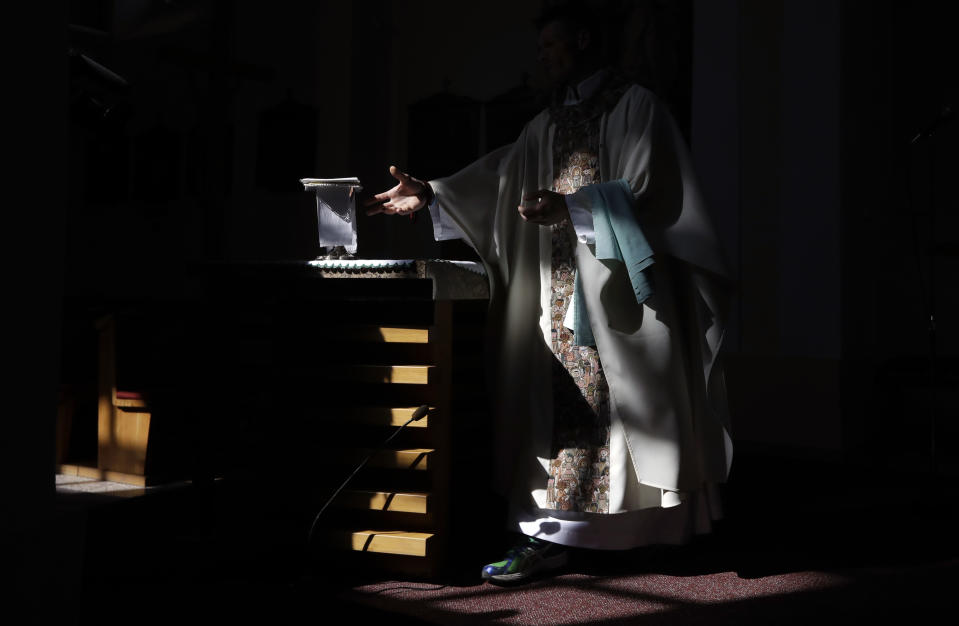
572 179 655 347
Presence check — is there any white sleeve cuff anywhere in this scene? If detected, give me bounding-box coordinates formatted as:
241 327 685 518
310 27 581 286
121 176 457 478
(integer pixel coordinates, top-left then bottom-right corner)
566 193 595 244
427 196 466 242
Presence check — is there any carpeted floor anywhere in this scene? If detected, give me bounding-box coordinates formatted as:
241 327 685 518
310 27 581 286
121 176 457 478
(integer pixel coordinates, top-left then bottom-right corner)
327 522 959 625
333 561 959 625
57 450 959 626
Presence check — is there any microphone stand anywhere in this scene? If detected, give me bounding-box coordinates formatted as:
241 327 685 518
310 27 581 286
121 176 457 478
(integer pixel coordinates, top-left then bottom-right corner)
306 405 431 549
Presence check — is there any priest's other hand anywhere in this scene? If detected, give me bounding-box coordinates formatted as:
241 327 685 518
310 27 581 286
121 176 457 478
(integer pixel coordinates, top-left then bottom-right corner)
364 166 433 216
518 190 570 225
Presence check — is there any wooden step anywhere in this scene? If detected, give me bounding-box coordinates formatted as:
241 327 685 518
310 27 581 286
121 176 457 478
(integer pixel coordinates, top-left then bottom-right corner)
340 365 435 385
343 530 434 556
346 406 435 428
332 448 434 471
364 448 433 471
340 490 430 514
334 326 432 344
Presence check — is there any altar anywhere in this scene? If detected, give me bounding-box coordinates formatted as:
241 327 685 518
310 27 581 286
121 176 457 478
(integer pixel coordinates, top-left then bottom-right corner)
198 258 493 579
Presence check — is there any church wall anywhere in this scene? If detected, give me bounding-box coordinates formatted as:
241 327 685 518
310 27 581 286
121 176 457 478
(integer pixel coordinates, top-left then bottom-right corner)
694 0 957 470
347 0 545 261
839 0 959 470
225 1 354 263
693 0 844 454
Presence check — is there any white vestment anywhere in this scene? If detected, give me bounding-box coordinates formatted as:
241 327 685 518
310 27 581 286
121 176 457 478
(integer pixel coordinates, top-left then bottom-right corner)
429 81 734 549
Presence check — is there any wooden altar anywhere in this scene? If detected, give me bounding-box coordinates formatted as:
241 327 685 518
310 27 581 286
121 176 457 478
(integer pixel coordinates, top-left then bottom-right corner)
200 259 494 579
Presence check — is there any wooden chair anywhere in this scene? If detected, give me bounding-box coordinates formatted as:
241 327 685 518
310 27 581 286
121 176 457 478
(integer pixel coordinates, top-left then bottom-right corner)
94 313 157 485
57 312 162 486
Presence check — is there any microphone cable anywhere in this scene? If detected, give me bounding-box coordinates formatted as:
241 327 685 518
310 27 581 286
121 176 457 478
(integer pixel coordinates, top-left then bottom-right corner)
306 404 431 548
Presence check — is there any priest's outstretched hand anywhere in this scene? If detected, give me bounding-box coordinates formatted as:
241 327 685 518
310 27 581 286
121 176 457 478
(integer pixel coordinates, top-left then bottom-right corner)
364 166 434 216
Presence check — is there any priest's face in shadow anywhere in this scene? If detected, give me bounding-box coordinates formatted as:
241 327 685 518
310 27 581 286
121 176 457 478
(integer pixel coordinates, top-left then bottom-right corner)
537 19 593 88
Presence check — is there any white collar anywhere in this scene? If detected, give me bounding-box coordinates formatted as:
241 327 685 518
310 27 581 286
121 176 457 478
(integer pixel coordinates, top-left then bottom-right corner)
563 69 609 105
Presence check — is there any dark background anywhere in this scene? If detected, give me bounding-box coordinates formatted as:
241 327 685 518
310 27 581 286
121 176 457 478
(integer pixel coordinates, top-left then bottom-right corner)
7 0 958 621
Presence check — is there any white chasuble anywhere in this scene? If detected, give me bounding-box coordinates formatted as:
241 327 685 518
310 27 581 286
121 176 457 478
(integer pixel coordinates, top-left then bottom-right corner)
428 81 733 549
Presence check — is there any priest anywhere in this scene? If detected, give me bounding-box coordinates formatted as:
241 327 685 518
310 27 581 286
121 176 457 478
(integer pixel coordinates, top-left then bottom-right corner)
366 3 734 584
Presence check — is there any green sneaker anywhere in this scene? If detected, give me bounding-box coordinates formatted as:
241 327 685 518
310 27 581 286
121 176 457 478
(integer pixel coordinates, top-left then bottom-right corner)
481 537 568 584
